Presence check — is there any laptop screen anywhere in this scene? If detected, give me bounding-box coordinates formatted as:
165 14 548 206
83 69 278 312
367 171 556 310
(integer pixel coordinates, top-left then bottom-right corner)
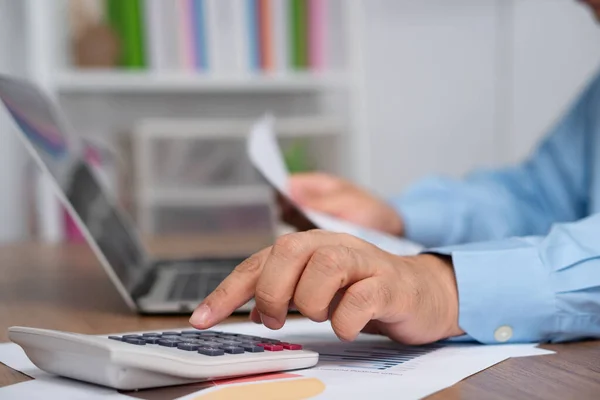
0 75 145 293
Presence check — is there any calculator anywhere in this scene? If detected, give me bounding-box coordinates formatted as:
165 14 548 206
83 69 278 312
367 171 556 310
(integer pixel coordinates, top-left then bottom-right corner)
8 326 319 390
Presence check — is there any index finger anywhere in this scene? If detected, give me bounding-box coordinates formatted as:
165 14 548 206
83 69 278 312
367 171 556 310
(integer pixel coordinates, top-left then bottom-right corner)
189 246 271 329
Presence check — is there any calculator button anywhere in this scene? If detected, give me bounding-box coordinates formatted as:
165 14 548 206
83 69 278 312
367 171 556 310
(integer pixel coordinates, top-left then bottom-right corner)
143 337 161 344
197 332 218 337
123 338 146 345
162 332 181 336
201 341 222 348
142 333 161 337
198 347 225 356
282 343 303 350
179 338 205 344
122 334 143 339
177 343 201 351
181 334 200 338
181 330 200 335
108 336 122 341
263 344 284 351
215 340 243 346
221 346 245 354
161 335 182 341
235 334 255 339
242 345 264 353
158 339 180 347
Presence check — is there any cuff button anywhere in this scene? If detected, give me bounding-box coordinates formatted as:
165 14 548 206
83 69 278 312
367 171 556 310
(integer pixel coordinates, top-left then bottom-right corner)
494 325 513 342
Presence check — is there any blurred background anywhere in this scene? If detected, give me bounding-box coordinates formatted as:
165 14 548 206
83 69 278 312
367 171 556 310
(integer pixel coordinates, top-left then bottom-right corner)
0 0 599 252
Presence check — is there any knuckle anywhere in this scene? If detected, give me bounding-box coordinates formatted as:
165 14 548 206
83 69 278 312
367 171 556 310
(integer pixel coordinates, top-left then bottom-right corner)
292 293 327 322
272 233 305 257
310 246 350 278
234 253 263 274
291 293 311 313
209 285 230 303
345 285 375 311
254 287 284 314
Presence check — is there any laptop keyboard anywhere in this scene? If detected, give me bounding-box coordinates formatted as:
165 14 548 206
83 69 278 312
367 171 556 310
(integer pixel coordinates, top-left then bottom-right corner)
168 270 232 301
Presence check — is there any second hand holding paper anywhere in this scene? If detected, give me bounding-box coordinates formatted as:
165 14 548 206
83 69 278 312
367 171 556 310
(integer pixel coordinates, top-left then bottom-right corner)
247 115 424 255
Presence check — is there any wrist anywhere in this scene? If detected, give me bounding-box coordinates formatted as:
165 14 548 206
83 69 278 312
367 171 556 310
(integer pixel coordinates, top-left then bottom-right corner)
385 207 405 237
418 254 464 339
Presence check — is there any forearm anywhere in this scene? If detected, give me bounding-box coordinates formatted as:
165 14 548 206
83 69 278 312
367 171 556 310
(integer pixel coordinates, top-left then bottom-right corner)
389 72 594 249
390 171 565 248
432 214 600 344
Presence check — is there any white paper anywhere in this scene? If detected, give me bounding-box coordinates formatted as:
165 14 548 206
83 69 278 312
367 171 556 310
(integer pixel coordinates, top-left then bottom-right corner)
0 377 135 400
0 343 137 399
0 342 50 379
247 115 424 255
175 319 554 400
0 344 135 399
1 319 553 400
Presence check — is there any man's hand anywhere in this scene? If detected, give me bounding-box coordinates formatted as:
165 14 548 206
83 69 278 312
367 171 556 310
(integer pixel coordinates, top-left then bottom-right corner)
278 172 404 236
189 230 464 345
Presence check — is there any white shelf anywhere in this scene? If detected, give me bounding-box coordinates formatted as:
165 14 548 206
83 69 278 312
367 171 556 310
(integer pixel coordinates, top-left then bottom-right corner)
135 116 345 139
141 185 273 207
54 70 350 93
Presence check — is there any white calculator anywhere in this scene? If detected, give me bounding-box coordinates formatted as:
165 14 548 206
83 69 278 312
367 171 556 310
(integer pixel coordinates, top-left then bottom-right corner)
8 326 319 390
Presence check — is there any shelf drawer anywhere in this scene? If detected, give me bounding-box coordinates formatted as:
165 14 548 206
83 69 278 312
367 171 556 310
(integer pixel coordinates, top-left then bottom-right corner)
151 203 275 236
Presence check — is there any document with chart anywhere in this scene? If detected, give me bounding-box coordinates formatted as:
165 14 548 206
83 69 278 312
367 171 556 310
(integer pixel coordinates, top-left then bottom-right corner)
246 115 424 256
173 319 553 400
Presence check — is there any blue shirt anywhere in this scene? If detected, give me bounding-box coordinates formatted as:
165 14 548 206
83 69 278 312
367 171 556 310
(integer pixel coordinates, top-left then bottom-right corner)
390 68 600 344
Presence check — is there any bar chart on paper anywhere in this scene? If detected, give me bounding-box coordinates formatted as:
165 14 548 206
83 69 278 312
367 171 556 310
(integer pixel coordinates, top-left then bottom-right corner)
307 342 443 373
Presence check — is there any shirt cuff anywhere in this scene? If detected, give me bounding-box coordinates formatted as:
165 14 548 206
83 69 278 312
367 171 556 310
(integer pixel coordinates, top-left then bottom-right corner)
429 241 557 344
389 196 455 249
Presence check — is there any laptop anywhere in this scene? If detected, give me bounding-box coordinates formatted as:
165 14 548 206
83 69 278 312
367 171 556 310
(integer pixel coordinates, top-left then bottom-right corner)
0 74 257 315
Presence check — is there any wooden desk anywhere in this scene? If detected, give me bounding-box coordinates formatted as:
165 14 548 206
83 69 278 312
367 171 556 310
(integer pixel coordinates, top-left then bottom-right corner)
1 239 600 399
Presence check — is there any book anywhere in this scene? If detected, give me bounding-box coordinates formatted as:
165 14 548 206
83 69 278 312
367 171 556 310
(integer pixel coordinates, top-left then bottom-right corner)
258 0 274 72
191 0 208 70
176 0 196 70
325 0 347 72
272 0 290 73
205 0 240 74
290 0 308 69
247 0 261 72
308 0 325 70
144 0 182 71
105 0 146 68
229 0 251 73
85 0 347 74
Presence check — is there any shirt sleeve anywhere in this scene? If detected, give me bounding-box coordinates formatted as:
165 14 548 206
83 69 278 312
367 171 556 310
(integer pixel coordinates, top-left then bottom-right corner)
388 74 597 249
430 213 600 344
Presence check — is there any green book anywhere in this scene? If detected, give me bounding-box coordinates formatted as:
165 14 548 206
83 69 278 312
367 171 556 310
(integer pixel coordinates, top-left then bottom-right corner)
290 0 308 69
105 0 146 68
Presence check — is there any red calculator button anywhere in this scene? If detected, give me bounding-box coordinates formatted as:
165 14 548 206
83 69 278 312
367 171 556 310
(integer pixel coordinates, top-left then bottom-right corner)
264 344 284 351
283 343 303 350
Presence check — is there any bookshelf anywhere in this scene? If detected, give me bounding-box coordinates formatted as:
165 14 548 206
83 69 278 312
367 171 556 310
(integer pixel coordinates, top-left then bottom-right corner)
22 0 367 243
55 70 350 93
132 116 343 235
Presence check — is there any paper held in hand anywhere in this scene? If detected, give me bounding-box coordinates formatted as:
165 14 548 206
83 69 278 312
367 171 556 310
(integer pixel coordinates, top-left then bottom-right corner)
246 115 424 256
